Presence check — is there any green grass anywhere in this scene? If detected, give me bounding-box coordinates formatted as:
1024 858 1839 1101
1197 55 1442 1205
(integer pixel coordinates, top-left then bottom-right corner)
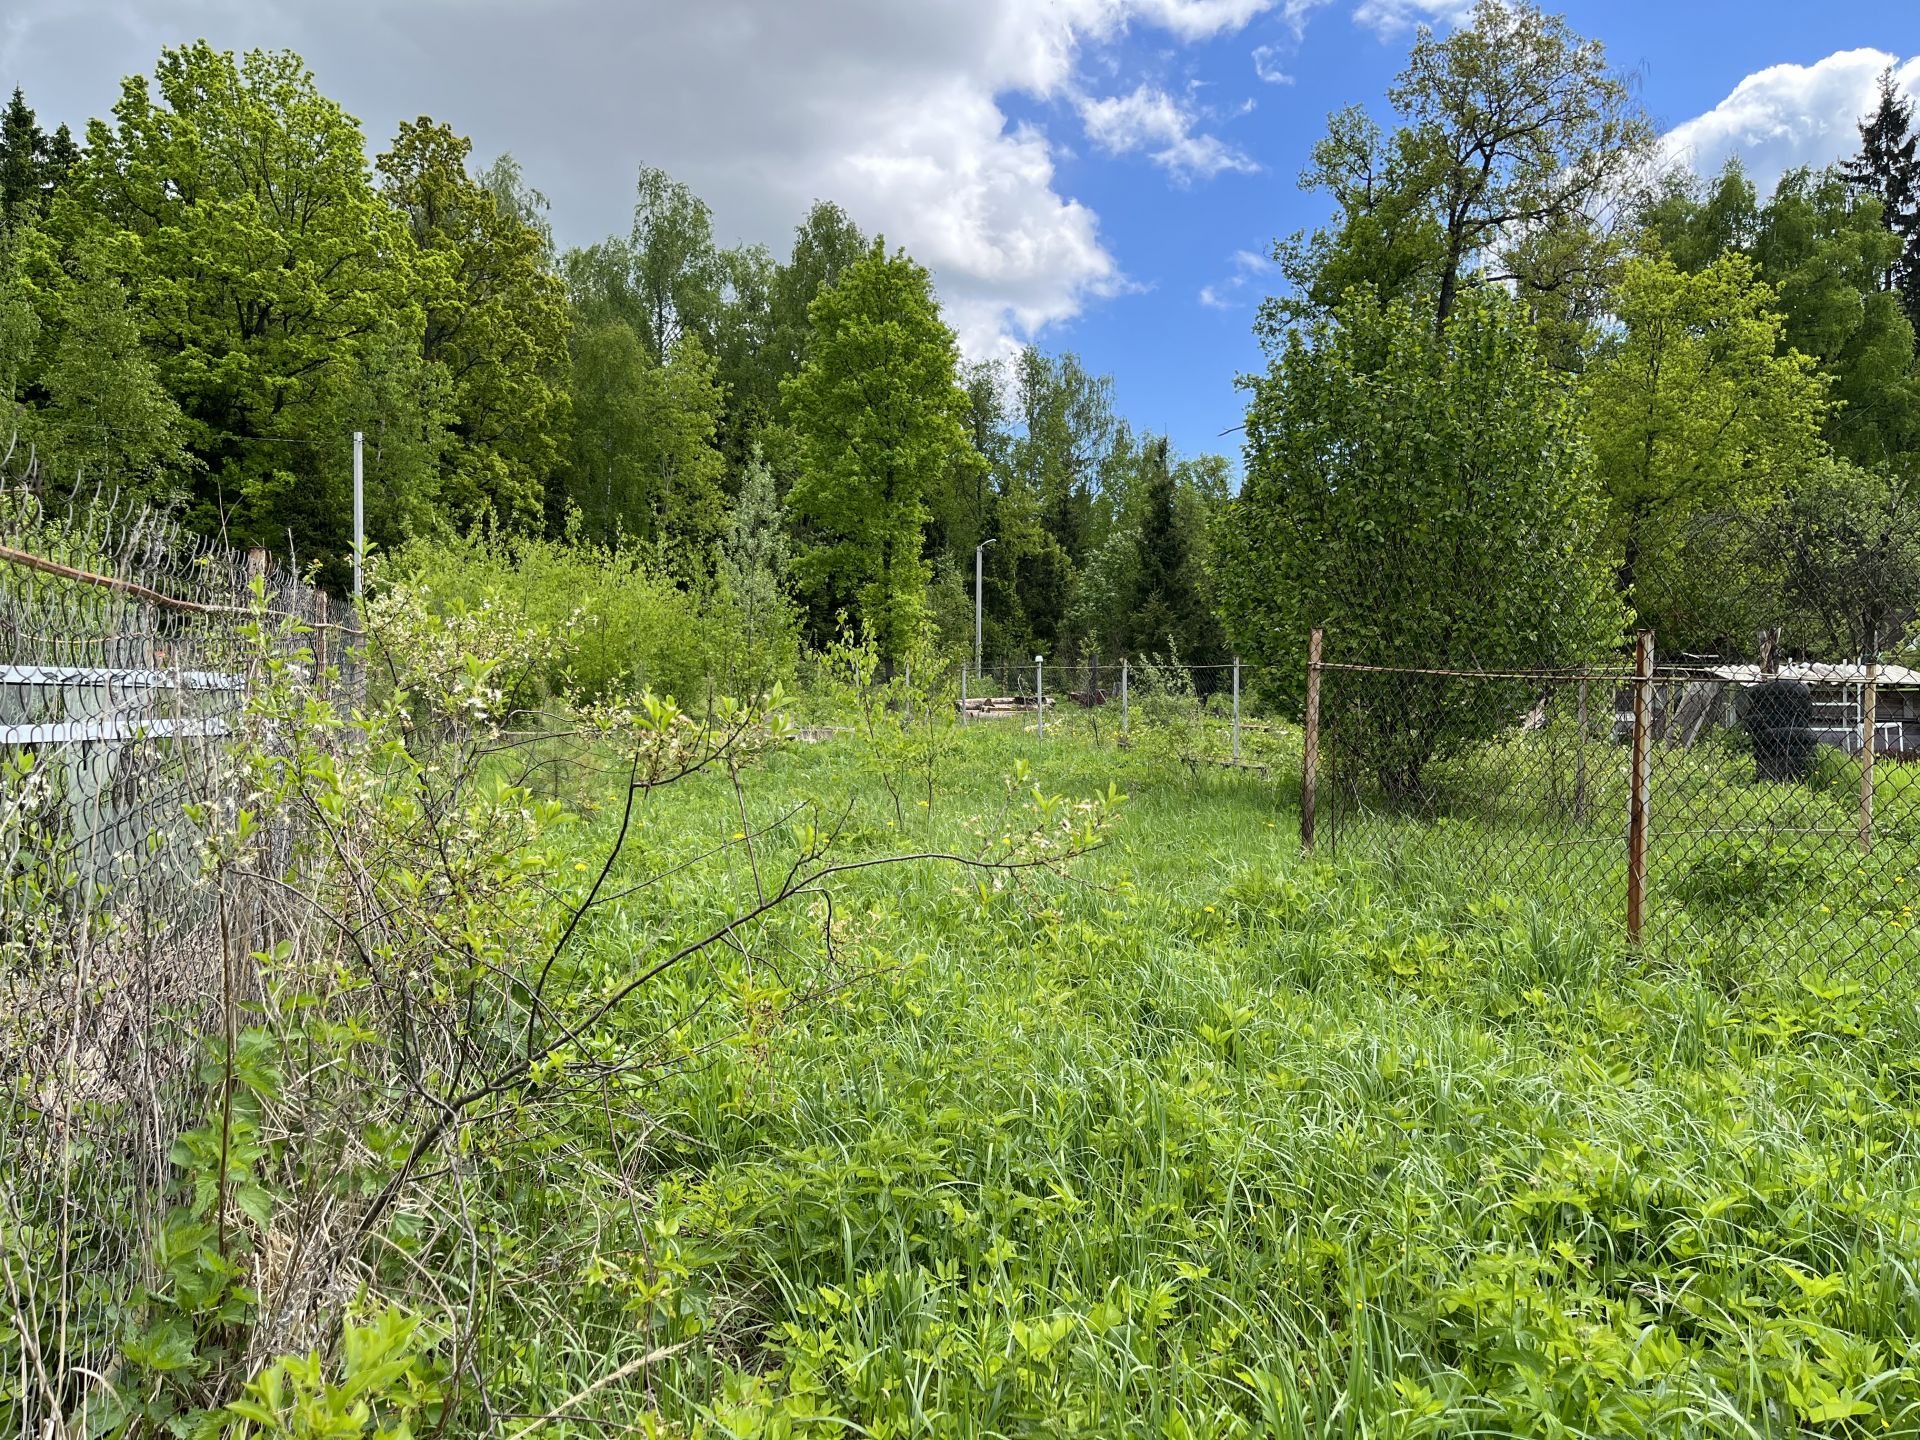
489 721 1920 1438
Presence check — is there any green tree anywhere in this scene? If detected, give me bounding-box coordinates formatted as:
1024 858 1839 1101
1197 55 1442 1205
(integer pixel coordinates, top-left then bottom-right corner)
562 321 726 563
1220 286 1619 794
1126 437 1225 667
34 43 426 572
1754 167 1920 470
771 201 868 381
378 118 570 528
1841 68 1920 333
1268 0 1651 363
0 89 46 223
30 248 188 499
783 240 978 665
1583 253 1829 649
715 444 797 695
1766 457 1920 657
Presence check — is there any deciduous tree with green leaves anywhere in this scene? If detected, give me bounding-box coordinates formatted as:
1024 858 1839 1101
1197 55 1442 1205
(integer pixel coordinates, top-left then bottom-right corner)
378 118 570 528
783 240 978 666
1582 252 1829 649
1220 286 1620 794
32 43 432 572
1268 0 1651 366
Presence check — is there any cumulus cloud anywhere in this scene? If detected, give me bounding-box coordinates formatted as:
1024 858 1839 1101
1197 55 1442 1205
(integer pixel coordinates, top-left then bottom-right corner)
1662 48 1920 193
1077 84 1260 182
0 0 1281 358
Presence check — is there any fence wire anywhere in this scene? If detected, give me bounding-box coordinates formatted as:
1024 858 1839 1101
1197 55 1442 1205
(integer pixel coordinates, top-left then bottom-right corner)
1317 654 1920 992
0 473 340 1432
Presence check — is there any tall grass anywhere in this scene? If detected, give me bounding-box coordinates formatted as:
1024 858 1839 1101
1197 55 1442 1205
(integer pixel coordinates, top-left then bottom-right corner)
483 722 1920 1437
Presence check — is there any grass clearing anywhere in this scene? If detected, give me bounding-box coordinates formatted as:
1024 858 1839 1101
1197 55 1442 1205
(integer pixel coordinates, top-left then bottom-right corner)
490 721 1920 1437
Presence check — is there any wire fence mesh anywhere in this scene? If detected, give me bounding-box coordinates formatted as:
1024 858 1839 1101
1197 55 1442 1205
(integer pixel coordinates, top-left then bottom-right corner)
0 470 342 1429
1314 647 1920 993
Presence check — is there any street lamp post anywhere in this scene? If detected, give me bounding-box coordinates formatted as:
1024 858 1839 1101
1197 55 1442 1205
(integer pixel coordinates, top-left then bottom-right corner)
974 538 995 680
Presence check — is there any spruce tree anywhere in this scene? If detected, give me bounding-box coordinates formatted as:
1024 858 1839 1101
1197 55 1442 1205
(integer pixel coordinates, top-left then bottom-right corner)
1842 69 1920 333
0 88 45 221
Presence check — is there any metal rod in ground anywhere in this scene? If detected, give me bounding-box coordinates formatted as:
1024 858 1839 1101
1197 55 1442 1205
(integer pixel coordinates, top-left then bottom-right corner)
1121 658 1129 737
1035 655 1045 737
1627 630 1655 949
1301 628 1323 853
1861 660 1878 854
1232 656 1241 763
1574 674 1589 822
352 430 365 598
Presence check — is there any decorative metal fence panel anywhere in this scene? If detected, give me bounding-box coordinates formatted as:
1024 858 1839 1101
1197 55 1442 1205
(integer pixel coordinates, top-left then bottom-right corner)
0 478 342 1430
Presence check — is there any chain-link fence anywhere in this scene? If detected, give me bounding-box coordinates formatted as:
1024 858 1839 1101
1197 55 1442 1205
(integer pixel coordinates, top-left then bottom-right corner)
1309 636 1920 992
1 473 343 1428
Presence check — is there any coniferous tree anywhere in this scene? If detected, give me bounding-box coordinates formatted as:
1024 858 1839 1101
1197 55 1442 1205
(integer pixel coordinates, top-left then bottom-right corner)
1843 69 1920 334
1126 438 1224 667
0 89 45 221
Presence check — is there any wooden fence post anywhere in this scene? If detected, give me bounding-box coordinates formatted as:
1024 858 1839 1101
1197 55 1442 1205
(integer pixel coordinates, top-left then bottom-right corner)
1627 630 1655 949
315 591 329 678
1301 628 1323 853
1861 660 1878 854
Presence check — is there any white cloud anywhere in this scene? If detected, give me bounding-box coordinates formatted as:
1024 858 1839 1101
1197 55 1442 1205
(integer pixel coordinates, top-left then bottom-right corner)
1350 0 1474 40
1077 84 1260 182
1196 246 1277 310
1662 48 1920 193
1 0 1282 359
1251 44 1294 85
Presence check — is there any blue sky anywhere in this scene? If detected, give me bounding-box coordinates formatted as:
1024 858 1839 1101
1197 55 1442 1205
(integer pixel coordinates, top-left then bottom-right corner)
4 0 1919 464
1030 0 1920 461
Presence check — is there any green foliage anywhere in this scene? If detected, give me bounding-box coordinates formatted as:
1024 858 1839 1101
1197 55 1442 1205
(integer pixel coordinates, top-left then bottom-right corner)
714 445 799 698
1841 67 1920 334
561 321 727 562
211 1308 444 1440
784 240 980 665
1124 438 1226 667
1221 286 1620 792
379 524 735 702
27 43 433 569
28 245 189 502
377 119 571 529
1268 0 1652 363
1583 252 1829 649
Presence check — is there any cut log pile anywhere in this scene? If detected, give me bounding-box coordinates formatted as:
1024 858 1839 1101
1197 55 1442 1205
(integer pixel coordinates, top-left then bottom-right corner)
957 696 1053 719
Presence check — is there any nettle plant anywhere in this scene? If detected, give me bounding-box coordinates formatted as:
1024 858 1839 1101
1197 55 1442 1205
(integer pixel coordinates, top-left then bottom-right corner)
79 581 1117 1437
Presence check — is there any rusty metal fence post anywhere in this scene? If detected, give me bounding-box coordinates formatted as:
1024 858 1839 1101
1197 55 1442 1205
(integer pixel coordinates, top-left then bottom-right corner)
1627 631 1655 949
1301 628 1323 853
1861 660 1878 854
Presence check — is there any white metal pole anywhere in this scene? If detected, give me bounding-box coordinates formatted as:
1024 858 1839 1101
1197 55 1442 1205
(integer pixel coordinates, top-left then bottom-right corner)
1035 655 1044 737
1232 657 1241 763
1121 659 1129 736
352 429 365 599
